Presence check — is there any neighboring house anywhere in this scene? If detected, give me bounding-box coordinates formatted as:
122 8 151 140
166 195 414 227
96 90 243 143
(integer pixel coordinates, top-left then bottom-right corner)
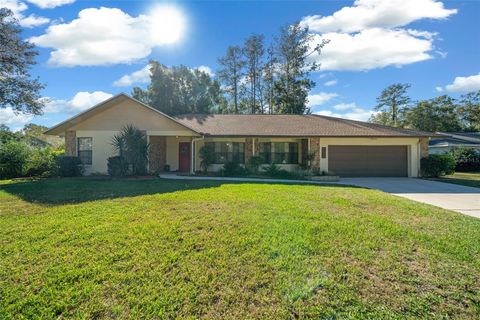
429 132 480 154
45 93 433 177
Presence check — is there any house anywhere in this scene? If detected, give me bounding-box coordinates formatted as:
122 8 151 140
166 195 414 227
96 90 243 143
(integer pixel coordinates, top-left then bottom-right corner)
45 93 433 177
429 132 480 154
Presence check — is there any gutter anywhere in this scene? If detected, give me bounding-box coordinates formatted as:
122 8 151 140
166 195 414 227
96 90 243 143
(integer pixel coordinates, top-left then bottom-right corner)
191 136 205 174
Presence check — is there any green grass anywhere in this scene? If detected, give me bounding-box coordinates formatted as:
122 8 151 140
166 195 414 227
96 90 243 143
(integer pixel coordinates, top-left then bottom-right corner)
1 178 479 319
434 171 480 188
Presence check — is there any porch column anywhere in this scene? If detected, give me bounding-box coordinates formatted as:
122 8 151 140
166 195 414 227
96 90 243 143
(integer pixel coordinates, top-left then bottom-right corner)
310 137 321 171
148 136 167 174
245 138 254 164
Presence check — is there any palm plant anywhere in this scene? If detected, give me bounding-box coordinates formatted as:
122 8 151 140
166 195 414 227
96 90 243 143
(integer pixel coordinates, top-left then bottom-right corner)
111 125 150 175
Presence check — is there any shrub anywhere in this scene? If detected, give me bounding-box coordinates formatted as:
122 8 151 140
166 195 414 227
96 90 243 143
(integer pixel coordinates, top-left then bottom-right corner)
111 125 149 175
25 148 57 177
247 156 263 174
421 154 456 177
199 144 215 172
0 141 29 179
449 147 480 172
221 161 248 176
262 164 300 179
56 156 83 177
107 156 128 177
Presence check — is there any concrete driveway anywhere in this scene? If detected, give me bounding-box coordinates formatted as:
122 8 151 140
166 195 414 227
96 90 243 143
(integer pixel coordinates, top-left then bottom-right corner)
341 178 480 218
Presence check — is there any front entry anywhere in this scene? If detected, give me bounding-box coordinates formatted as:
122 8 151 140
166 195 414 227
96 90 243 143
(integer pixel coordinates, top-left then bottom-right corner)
178 142 191 172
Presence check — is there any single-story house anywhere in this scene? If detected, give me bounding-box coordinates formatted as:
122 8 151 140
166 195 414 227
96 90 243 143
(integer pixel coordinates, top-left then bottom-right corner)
45 93 433 177
429 132 480 154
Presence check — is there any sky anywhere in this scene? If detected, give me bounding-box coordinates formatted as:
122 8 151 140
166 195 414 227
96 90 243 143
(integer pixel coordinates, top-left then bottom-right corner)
1 0 479 131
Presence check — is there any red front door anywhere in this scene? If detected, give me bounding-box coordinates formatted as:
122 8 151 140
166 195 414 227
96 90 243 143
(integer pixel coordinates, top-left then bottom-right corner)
178 142 191 172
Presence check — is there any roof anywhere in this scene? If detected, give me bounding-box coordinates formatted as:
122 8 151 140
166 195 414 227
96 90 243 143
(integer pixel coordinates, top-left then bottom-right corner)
174 114 434 137
44 93 199 136
430 132 480 148
45 93 435 138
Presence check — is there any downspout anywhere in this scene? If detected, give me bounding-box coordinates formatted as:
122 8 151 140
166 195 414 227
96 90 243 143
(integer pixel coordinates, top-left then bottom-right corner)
191 136 205 175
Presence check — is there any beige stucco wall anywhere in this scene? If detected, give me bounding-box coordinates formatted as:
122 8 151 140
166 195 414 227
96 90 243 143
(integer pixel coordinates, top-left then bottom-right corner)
71 99 197 136
76 130 118 175
318 137 421 177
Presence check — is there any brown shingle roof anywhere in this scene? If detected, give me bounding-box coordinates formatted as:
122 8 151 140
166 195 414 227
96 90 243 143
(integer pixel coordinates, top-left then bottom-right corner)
174 114 433 137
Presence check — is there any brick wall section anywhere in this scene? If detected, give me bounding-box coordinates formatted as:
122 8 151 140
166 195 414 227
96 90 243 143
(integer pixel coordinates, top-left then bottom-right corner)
301 139 309 167
149 136 167 173
65 130 76 156
310 137 321 170
419 138 429 158
245 138 254 164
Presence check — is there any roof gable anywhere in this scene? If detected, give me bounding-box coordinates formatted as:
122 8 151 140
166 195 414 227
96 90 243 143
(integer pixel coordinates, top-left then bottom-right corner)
45 94 199 136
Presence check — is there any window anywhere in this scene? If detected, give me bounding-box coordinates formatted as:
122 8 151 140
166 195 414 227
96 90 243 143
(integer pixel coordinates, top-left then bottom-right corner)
259 142 299 164
77 137 92 165
205 142 245 164
321 147 327 159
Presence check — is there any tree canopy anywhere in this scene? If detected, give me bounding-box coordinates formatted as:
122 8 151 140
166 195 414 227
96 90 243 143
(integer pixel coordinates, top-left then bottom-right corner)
0 8 45 115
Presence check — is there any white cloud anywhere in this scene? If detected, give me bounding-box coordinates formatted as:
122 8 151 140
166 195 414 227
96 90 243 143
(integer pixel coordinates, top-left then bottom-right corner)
307 92 338 108
0 0 50 27
301 0 456 72
196 65 214 77
436 73 480 93
45 91 113 113
30 6 186 67
26 0 74 9
0 107 33 129
324 79 338 87
113 65 151 87
315 102 376 122
309 28 433 71
300 0 457 33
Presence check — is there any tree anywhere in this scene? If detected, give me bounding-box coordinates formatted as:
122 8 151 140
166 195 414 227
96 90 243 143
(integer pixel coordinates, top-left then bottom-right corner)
132 61 222 115
242 34 265 114
458 91 480 131
273 22 327 114
372 83 411 127
111 125 150 175
217 46 245 114
262 44 277 114
0 9 45 115
405 95 462 132
0 124 20 144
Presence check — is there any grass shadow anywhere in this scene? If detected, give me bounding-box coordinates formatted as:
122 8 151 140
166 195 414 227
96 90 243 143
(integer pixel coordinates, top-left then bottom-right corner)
0 177 354 205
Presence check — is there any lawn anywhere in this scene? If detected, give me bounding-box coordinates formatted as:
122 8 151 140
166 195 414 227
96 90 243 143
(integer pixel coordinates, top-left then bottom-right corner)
0 178 479 319
434 171 480 189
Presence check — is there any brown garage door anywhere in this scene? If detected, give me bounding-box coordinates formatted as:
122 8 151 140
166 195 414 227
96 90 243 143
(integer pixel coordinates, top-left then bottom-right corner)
328 146 408 177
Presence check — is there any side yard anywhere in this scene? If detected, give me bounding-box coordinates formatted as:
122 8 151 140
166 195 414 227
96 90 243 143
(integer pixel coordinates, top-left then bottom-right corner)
433 171 480 188
0 178 479 319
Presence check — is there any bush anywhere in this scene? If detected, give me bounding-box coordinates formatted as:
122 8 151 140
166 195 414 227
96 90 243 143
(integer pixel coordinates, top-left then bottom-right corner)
107 156 128 176
221 161 248 176
262 164 300 179
25 148 57 177
199 144 215 172
421 154 456 177
247 156 263 174
449 147 480 172
111 125 149 175
56 156 83 177
0 141 29 179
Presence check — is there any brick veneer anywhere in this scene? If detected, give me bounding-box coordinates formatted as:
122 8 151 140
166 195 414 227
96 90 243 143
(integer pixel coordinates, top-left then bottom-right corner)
310 137 321 170
149 136 167 173
419 137 429 158
65 130 76 156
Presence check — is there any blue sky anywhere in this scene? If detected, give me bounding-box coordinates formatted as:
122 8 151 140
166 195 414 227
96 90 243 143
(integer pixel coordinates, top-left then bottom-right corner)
1 0 479 130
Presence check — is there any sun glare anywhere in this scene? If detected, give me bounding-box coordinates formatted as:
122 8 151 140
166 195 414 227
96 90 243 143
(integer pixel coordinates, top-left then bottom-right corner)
149 5 186 45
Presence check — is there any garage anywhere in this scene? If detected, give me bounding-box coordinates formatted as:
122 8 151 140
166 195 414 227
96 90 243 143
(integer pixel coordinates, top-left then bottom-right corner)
328 145 408 177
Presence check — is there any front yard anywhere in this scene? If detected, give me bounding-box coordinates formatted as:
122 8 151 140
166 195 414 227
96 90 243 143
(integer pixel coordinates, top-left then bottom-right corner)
433 171 480 188
0 178 479 319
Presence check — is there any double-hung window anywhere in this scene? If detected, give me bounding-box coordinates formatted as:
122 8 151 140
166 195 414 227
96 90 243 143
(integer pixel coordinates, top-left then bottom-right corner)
205 142 245 164
77 137 93 165
259 142 299 164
